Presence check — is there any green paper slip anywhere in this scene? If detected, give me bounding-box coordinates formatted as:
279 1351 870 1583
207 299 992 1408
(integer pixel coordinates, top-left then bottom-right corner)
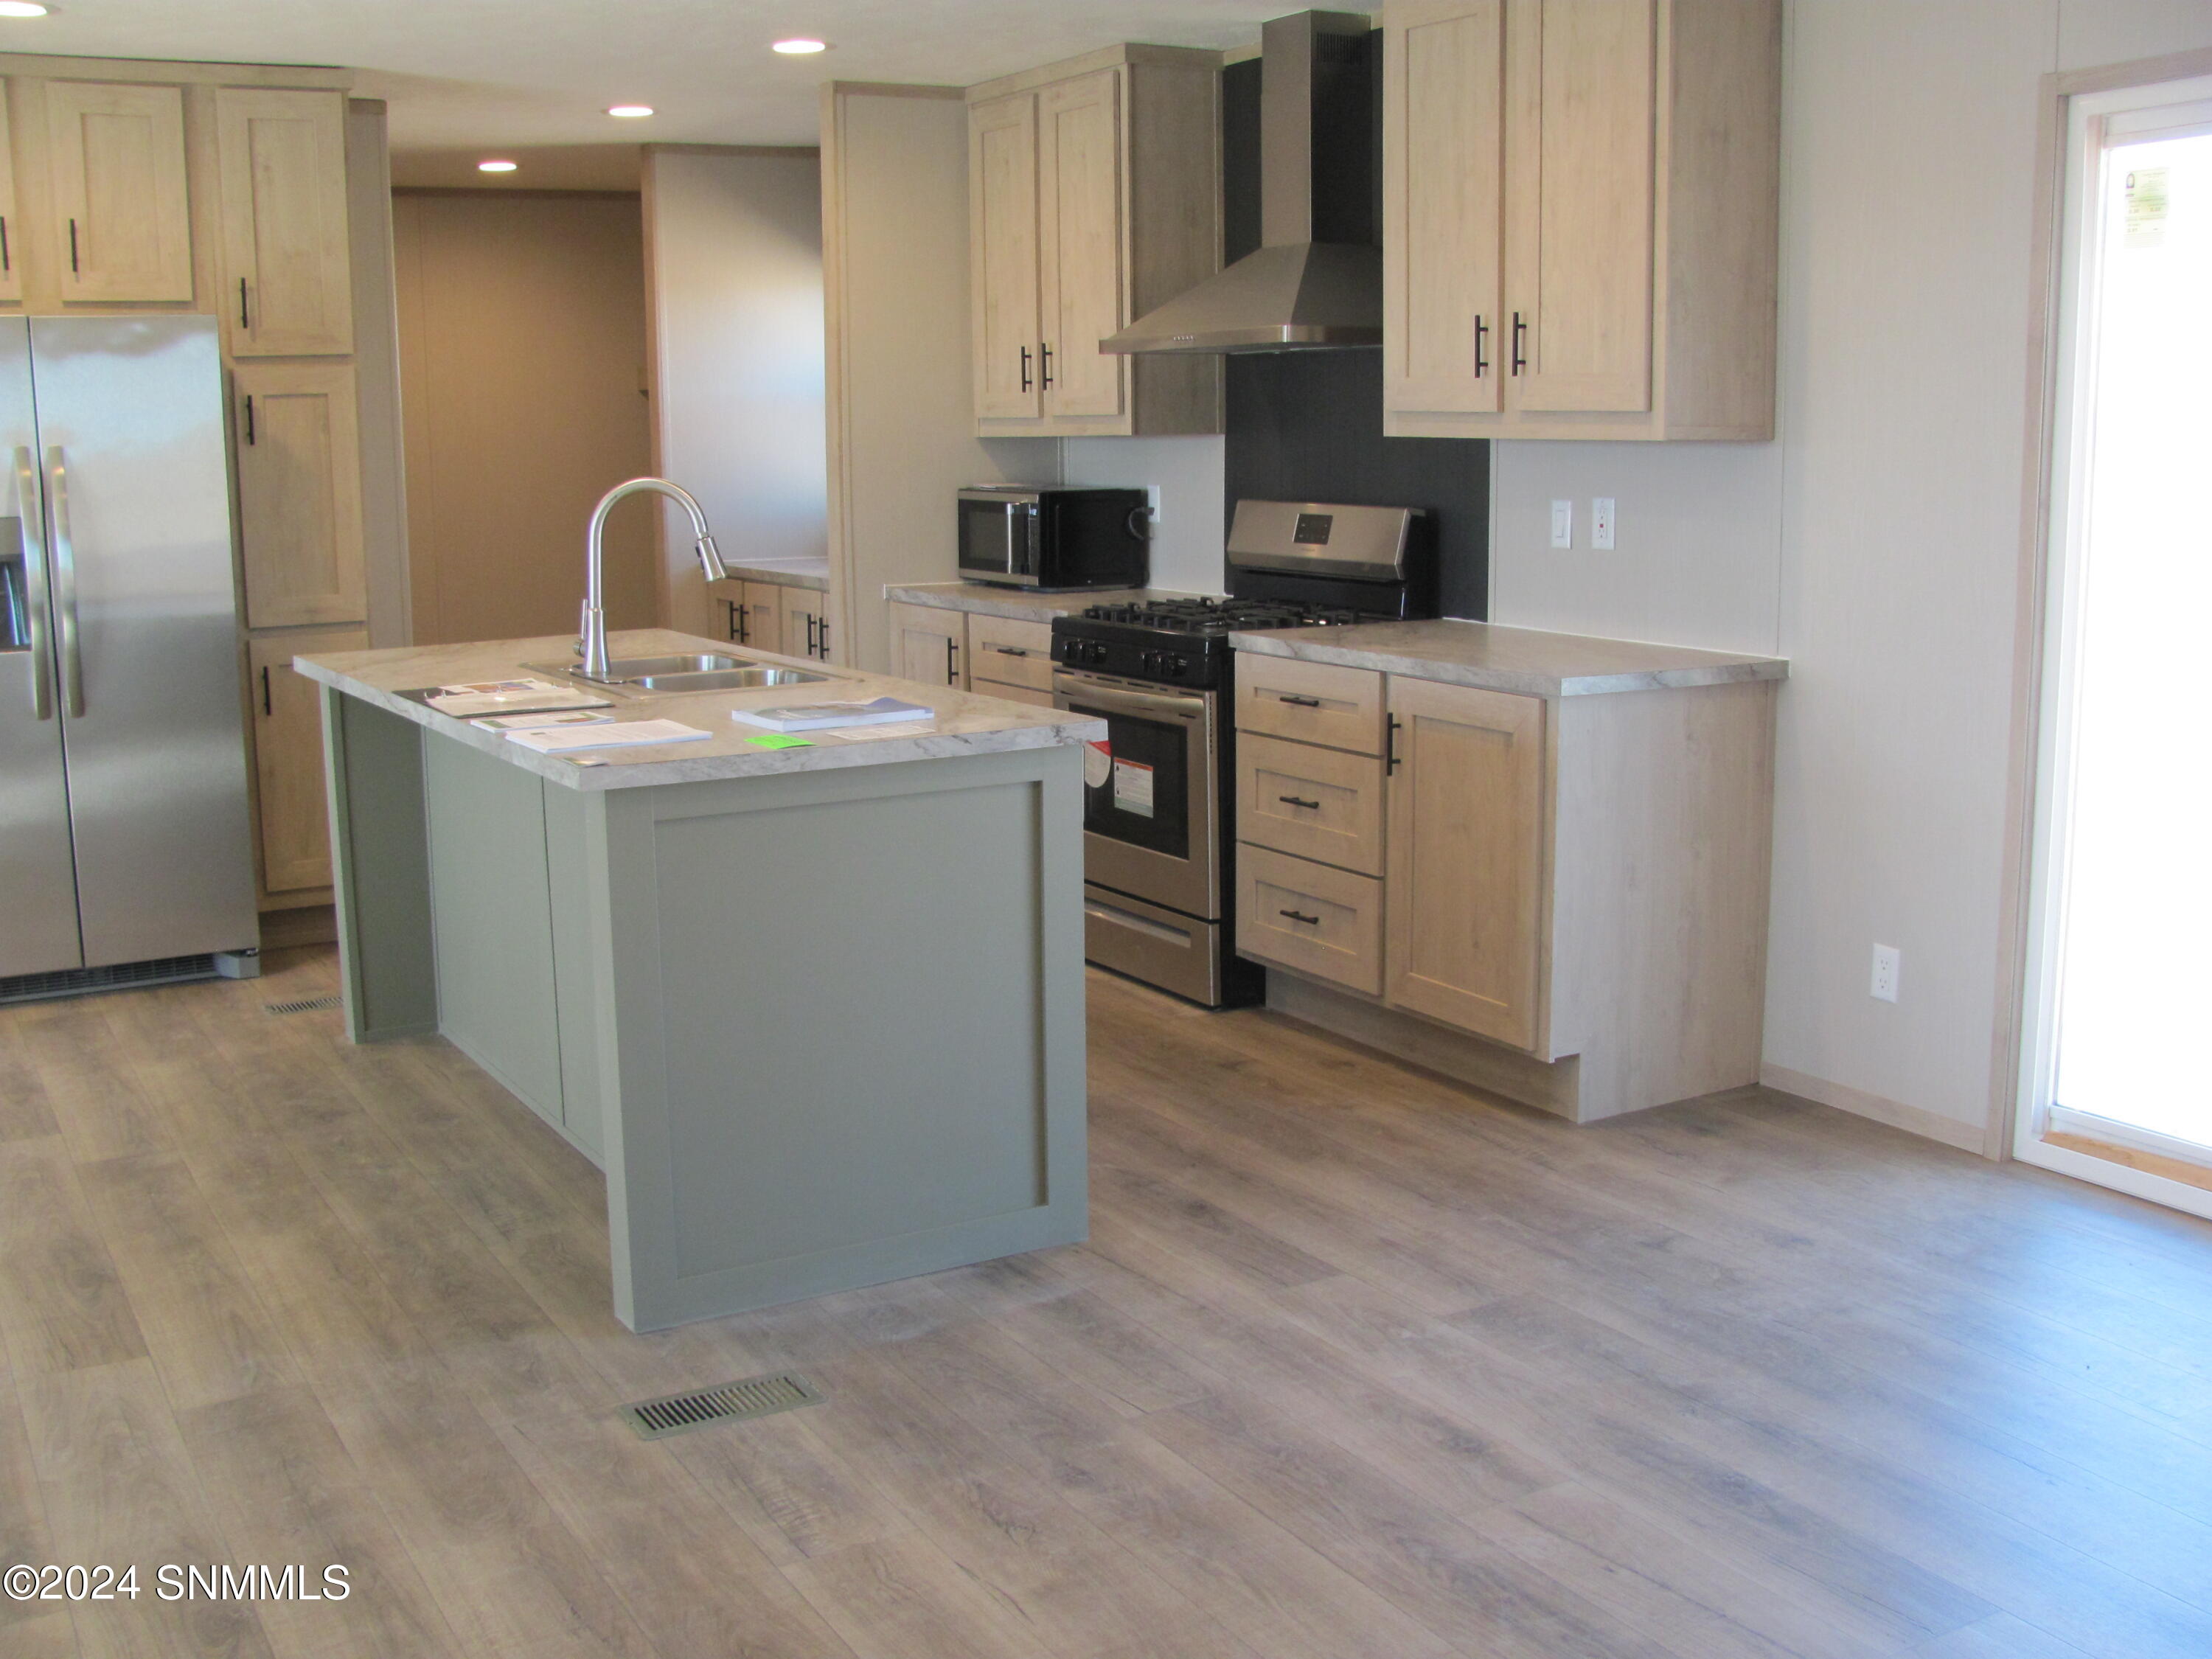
747 733 815 749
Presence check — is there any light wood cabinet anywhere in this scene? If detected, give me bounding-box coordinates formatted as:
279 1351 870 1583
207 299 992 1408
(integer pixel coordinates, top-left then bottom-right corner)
43 80 195 302
779 585 832 664
970 93 1043 421
966 613 1054 693
250 625 364 894
0 97 21 304
215 88 355 357
1232 645 1778 1123
233 361 366 629
1382 0 1780 440
889 600 965 688
967 45 1222 437
1383 678 1547 1050
1234 655 1385 755
740 582 784 655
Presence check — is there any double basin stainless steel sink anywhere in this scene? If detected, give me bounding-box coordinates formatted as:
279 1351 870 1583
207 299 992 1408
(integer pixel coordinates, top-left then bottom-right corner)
524 653 835 696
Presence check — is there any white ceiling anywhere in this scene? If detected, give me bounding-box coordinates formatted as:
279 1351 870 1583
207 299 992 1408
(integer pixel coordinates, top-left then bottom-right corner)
7 1 1293 157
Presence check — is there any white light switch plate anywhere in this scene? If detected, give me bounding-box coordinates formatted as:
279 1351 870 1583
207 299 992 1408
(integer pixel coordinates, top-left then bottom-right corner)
1549 499 1573 549
1591 497 1616 550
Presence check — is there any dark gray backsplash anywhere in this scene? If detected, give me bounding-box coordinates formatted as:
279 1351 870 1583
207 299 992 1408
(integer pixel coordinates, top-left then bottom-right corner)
1220 46 1489 621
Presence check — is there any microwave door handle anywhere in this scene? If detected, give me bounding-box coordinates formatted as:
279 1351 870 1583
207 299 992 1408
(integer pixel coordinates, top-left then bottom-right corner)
13 445 51 720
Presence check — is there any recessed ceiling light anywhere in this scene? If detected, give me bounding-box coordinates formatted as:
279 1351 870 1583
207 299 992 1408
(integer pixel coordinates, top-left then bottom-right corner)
771 38 828 55
0 3 52 17
478 159 518 173
608 105 653 119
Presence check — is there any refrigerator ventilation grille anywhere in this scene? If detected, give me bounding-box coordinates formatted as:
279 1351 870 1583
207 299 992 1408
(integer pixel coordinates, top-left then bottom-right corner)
0 955 218 1006
623 1372 824 1440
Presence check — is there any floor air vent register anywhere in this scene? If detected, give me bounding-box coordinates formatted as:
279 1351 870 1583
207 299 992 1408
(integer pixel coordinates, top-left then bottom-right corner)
624 1373 826 1440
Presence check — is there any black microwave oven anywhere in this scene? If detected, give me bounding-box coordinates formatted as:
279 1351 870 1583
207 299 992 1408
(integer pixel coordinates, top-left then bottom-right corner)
957 485 1150 591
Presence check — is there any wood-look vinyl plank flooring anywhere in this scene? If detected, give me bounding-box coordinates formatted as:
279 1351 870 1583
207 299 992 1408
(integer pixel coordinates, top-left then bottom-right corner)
4 947 2211 1659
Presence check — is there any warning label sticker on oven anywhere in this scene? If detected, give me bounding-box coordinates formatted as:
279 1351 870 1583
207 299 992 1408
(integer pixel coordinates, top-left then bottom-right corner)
1113 758 1155 818
1085 740 1112 790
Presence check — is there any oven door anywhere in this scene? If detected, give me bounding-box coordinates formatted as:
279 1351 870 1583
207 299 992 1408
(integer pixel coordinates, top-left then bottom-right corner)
958 492 1039 585
1054 668 1217 920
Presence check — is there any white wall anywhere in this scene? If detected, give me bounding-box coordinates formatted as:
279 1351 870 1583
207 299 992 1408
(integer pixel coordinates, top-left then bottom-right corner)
1063 435 1229 594
1487 0 2212 1144
644 147 827 636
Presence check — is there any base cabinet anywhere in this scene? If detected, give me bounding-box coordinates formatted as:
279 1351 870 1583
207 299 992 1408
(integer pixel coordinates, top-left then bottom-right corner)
250 625 365 896
890 600 967 688
1232 647 1777 1121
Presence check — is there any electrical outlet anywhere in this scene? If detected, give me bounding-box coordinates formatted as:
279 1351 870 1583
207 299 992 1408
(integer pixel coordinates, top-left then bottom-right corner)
1549 499 1573 549
1871 944 1900 1004
1144 484 1162 527
1591 497 1616 550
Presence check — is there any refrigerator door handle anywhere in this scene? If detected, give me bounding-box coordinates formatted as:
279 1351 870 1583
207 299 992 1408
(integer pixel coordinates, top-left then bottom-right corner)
45 445 83 718
13 445 52 720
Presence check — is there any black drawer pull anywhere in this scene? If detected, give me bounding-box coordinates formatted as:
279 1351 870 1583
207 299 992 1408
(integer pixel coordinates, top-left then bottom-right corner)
1279 908 1321 925
1278 794 1321 810
1278 693 1321 708
992 645 1029 657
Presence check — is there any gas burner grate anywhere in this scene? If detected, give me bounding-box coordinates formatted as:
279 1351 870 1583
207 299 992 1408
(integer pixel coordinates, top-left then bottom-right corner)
1077 598 1372 635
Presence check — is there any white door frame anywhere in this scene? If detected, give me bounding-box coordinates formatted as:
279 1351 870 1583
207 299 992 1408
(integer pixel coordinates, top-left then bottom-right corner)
1995 49 2212 1219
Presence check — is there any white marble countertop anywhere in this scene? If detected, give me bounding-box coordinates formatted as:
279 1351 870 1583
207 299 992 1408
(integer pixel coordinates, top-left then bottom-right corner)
886 581 1211 622
293 628 1105 791
707 557 830 593
1228 619 1789 698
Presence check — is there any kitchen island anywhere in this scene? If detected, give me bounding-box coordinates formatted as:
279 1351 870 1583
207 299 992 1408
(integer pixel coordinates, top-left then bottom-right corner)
294 629 1101 1332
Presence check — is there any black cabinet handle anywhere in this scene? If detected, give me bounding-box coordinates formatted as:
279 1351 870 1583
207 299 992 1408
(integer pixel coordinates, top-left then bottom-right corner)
1 216 10 274
243 395 255 445
1278 693 1321 708
239 277 251 330
68 218 79 274
1386 714 1403 773
1040 341 1054 390
1277 794 1321 810
1510 311 1527 375
806 613 819 657
818 618 830 660
1019 346 1033 392
1279 908 1321 925
260 666 272 717
946 637 959 684
993 644 1028 658
1473 313 1488 378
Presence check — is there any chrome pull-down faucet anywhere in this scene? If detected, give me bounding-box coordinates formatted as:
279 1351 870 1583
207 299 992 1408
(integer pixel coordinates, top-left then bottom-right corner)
578 477 728 681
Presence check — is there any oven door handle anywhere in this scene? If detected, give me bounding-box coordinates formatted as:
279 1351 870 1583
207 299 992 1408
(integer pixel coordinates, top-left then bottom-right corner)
1052 670 1207 723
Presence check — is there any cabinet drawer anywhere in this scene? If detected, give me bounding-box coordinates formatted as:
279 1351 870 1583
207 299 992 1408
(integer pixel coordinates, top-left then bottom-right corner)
970 676 1055 710
967 614 1054 690
1237 732 1385 876
1236 844 1383 996
1235 654 1383 754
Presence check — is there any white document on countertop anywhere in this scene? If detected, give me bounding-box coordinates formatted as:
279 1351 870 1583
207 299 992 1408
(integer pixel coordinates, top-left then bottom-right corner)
505 719 711 754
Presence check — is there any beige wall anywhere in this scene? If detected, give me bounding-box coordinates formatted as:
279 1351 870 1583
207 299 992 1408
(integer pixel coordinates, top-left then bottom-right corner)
392 189 654 645
1486 0 2212 1144
643 147 827 638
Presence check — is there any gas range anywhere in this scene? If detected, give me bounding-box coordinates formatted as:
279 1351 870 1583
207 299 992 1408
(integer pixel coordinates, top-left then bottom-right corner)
1051 500 1435 1010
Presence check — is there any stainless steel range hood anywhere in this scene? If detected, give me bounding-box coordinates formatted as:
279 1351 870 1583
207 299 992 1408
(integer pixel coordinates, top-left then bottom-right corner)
1102 10 1379 355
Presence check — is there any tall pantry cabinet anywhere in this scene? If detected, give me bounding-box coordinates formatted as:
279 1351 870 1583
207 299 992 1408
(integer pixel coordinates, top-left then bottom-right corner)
1381 0 1781 441
1 54 400 920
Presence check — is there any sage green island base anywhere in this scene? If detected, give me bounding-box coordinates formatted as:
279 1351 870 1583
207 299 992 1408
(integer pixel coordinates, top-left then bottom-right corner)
296 630 1099 1332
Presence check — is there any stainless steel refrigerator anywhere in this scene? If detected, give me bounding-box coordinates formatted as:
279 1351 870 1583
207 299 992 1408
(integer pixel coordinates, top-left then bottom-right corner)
0 315 257 994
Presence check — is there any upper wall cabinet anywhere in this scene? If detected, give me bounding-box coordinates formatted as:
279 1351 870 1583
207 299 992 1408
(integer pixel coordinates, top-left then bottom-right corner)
216 89 355 357
0 99 21 303
44 81 195 302
967 44 1223 438
1382 0 1780 441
